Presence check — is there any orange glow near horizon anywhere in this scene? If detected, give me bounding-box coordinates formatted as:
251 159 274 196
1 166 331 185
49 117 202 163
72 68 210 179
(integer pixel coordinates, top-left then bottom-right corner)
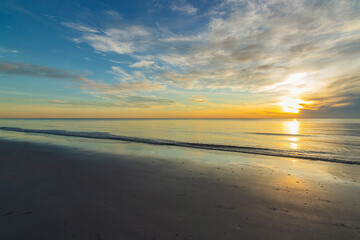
0 102 307 119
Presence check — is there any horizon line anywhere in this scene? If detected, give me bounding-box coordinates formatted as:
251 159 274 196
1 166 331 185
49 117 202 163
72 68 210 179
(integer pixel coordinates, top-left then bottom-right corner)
1 117 359 120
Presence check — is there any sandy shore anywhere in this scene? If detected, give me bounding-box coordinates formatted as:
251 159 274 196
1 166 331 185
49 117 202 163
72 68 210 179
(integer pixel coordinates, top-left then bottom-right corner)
0 139 359 240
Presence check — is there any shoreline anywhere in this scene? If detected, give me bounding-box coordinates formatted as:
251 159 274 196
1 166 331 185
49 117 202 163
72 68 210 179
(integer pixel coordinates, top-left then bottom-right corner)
0 139 359 239
1 126 358 165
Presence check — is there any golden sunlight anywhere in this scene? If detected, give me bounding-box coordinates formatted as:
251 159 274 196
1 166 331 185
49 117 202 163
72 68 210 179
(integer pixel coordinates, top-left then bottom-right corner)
289 142 298 150
276 72 315 114
284 120 300 149
284 119 299 135
280 97 311 113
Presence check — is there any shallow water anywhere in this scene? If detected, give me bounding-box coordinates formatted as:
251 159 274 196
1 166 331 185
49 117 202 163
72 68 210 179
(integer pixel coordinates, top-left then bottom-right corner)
0 119 359 165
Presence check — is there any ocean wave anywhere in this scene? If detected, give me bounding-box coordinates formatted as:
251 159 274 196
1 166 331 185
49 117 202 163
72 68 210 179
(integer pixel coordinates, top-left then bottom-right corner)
0 127 358 165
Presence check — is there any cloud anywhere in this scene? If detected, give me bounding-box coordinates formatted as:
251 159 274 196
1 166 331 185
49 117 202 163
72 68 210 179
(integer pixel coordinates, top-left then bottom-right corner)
0 61 166 105
188 95 209 103
0 47 19 53
302 74 360 109
65 23 152 55
78 66 166 98
110 66 133 79
104 10 121 17
109 59 130 64
62 0 360 115
170 0 198 15
156 0 360 112
50 95 176 108
0 61 86 81
80 79 165 95
121 96 176 107
160 34 203 42
62 22 99 33
129 60 155 68
79 34 133 54
159 54 192 67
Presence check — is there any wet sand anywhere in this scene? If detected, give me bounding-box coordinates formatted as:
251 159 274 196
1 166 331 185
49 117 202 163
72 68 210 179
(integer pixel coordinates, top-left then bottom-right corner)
0 139 359 240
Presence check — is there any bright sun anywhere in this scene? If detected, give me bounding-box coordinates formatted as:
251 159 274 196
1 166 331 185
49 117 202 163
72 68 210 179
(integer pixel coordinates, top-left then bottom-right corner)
280 97 311 113
278 73 314 113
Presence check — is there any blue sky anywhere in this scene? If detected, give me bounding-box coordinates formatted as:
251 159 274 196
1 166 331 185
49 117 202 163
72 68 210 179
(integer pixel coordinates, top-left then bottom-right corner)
0 0 359 118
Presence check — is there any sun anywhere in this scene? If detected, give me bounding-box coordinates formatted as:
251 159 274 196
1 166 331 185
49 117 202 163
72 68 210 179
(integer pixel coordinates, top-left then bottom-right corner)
276 72 315 113
280 97 311 113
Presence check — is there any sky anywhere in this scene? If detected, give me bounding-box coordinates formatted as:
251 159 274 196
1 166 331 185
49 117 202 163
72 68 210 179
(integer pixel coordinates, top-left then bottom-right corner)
0 0 359 118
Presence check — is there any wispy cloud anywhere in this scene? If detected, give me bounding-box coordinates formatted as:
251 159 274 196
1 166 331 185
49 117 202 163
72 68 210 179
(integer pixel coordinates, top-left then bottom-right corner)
80 79 165 96
0 61 168 107
188 95 209 103
160 34 203 42
62 0 360 114
0 47 19 53
50 95 176 108
157 0 360 111
66 23 152 55
62 22 99 33
129 60 155 68
170 0 198 15
104 10 122 18
77 65 166 99
0 61 86 81
121 95 176 107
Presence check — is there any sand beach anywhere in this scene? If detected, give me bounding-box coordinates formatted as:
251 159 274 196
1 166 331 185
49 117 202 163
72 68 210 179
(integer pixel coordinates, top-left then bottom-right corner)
0 139 359 240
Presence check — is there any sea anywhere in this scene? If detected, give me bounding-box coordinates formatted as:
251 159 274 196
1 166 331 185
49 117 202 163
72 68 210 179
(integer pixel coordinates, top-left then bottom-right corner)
0 118 359 165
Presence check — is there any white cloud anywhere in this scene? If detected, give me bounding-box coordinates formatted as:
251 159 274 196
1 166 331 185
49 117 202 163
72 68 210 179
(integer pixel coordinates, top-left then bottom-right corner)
0 47 19 53
63 0 360 112
129 60 155 68
79 79 165 96
82 34 133 54
104 10 121 17
159 54 191 67
170 0 198 15
188 95 209 103
65 23 152 55
160 34 203 42
50 95 176 108
158 0 360 107
76 66 167 98
62 22 99 33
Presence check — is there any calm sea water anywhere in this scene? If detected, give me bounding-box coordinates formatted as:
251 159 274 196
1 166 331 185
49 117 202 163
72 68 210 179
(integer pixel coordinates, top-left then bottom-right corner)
0 119 359 165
